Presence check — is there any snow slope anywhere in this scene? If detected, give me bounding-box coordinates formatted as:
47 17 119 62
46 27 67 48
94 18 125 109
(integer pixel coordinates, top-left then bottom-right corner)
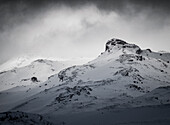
0 59 69 91
0 56 35 72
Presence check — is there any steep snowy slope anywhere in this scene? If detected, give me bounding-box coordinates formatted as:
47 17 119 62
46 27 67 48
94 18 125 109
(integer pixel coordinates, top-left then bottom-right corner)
1 38 170 117
0 59 69 91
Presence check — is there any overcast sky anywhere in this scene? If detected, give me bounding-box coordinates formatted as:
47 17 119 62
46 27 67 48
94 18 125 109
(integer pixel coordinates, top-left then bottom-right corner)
0 0 170 65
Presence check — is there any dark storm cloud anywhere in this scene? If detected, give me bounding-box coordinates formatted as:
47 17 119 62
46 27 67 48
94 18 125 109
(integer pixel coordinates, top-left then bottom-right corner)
0 0 170 65
98 0 170 13
1 0 170 24
0 0 170 32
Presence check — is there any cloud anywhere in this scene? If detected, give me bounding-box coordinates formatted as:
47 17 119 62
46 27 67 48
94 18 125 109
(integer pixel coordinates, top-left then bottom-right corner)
0 0 170 65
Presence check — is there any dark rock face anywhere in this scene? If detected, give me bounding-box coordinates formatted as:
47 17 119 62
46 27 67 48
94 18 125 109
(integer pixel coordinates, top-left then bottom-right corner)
0 71 7 75
35 59 45 63
31 77 38 82
127 84 144 91
58 65 95 82
105 45 110 51
106 39 127 51
146 49 152 53
136 49 143 54
106 38 127 46
105 38 141 54
55 86 93 103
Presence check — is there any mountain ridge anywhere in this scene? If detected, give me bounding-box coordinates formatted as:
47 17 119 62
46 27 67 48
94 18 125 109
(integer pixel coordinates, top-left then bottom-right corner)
0 38 170 124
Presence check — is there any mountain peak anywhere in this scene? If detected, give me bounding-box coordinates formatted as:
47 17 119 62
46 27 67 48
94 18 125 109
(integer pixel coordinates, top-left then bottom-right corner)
105 38 142 54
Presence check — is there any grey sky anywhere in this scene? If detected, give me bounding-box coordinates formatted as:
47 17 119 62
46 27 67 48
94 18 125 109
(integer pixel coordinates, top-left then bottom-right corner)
0 0 170 65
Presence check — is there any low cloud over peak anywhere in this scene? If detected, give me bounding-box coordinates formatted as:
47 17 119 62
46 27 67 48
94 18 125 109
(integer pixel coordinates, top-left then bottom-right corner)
0 0 170 65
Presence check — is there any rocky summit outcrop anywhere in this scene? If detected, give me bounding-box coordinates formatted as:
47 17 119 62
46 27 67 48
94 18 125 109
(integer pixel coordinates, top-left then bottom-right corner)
105 38 142 54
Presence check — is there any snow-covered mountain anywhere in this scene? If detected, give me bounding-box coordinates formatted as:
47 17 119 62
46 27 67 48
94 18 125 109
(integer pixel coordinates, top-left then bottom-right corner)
0 38 170 125
0 59 70 91
0 56 38 72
